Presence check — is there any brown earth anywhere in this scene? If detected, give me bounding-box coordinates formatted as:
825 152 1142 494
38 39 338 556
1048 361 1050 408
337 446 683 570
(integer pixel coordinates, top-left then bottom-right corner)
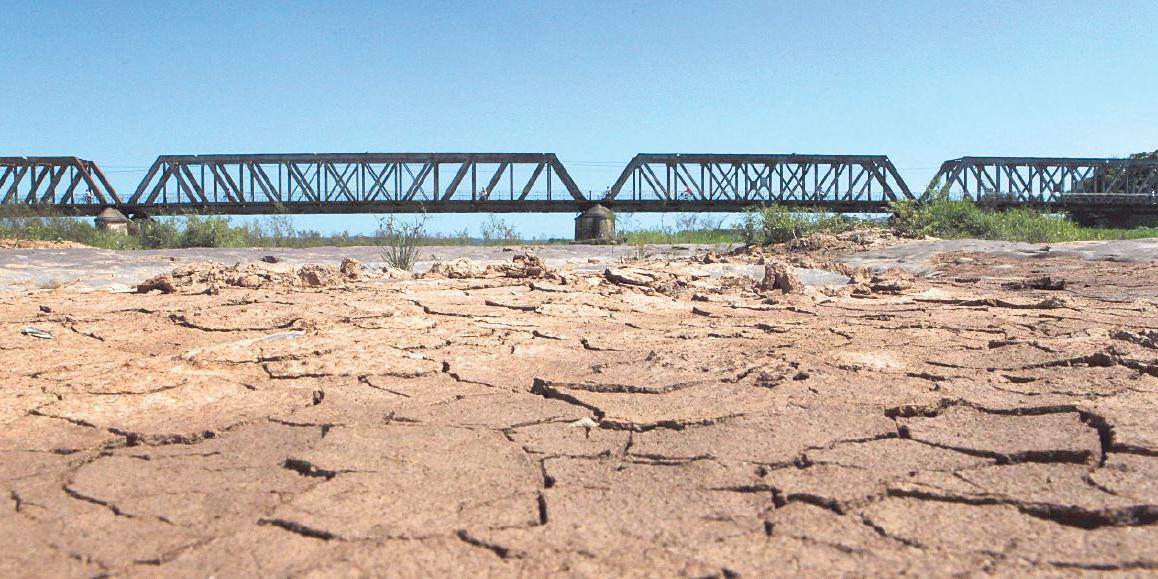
1 247 1155 577
0 239 90 249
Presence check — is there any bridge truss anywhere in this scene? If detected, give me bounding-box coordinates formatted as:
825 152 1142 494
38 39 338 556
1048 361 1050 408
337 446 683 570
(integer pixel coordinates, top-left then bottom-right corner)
0 157 121 211
603 154 915 211
930 157 1158 206
124 153 586 215
4 153 1157 222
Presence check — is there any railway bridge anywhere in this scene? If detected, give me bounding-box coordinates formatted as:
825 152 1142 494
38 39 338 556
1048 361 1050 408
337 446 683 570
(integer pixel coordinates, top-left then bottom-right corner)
2 153 1156 230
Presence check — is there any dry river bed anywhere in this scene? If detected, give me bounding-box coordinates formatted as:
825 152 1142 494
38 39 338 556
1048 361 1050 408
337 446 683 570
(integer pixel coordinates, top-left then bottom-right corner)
0 239 1156 577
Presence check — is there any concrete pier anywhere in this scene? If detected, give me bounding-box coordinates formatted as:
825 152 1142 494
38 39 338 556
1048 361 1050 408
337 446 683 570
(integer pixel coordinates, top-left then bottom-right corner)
574 205 615 242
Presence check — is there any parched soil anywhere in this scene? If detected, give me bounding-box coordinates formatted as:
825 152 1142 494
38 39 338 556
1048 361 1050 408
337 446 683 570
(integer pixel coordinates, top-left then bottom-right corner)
0 239 90 249
0 244 1155 576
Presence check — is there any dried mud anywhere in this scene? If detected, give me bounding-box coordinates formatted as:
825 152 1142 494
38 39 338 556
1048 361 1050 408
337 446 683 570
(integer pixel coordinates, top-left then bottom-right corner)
1 243 1156 577
0 239 90 250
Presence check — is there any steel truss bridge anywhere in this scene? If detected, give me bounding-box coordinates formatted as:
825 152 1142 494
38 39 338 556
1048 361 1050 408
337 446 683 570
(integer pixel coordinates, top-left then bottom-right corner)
126 153 584 215
0 157 119 208
605 154 911 212
2 153 1156 223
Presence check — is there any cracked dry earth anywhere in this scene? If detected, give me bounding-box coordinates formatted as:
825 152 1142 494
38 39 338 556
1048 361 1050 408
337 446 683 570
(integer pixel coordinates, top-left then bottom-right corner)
1 247 1157 577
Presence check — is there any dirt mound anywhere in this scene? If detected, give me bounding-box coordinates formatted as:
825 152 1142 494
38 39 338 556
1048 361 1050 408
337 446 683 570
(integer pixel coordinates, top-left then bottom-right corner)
782 228 908 253
423 258 486 279
137 261 353 294
423 253 558 280
0 238 90 249
487 253 554 279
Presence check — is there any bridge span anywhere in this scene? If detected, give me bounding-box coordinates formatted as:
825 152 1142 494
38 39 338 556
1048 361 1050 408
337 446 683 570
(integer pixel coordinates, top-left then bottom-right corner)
1 153 1156 226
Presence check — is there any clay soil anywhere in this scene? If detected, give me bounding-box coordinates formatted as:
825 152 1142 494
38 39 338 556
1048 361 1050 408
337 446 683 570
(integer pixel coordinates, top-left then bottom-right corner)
0 239 90 249
0 244 1155 577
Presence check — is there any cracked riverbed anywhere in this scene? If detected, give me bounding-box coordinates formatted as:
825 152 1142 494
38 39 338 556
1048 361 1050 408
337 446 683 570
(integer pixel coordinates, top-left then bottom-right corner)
0 238 1155 576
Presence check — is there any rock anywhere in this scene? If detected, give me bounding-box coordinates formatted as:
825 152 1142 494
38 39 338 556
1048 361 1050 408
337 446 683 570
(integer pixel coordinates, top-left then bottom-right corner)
136 273 178 294
232 274 266 289
570 417 598 429
760 262 803 294
1113 329 1157 349
137 262 334 293
21 326 54 339
604 268 655 287
786 234 841 252
261 255 281 264
425 258 485 279
1002 276 1065 291
867 271 913 294
382 266 414 280
340 257 363 280
512 252 546 277
486 253 552 279
297 264 342 287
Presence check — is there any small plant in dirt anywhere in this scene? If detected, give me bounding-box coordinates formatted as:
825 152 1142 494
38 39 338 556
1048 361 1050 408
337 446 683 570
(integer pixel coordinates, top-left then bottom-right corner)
480 215 519 245
249 212 298 247
453 227 473 245
376 214 427 270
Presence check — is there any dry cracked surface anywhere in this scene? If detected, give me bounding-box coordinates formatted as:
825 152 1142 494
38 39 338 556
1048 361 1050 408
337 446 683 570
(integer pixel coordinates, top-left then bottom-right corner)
0 243 1156 577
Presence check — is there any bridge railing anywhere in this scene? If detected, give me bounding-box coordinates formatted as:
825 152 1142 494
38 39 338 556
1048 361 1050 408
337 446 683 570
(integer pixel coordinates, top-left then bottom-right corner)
603 154 914 208
125 153 587 212
0 157 121 208
929 157 1158 204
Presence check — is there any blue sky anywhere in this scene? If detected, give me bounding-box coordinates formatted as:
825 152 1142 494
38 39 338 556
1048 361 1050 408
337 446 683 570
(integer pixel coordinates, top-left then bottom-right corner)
3 0 1157 237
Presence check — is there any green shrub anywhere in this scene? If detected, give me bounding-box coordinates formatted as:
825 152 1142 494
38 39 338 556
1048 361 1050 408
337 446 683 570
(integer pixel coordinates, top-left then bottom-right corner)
132 218 183 249
890 198 988 238
621 228 739 245
889 198 1089 243
178 216 253 248
616 212 742 245
0 209 142 249
739 205 859 245
376 214 426 270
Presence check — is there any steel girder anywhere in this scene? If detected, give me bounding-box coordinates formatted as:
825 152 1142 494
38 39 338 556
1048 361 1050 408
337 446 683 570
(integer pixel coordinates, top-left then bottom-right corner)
0 157 121 209
126 153 586 212
930 157 1158 205
603 154 914 208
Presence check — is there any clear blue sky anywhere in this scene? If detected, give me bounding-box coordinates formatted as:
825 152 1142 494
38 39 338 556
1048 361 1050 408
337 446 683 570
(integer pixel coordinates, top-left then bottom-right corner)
3 0 1156 237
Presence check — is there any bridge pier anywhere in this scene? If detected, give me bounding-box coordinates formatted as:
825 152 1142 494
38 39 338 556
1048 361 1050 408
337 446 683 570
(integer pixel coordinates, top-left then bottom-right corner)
575 205 615 242
93 207 130 234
